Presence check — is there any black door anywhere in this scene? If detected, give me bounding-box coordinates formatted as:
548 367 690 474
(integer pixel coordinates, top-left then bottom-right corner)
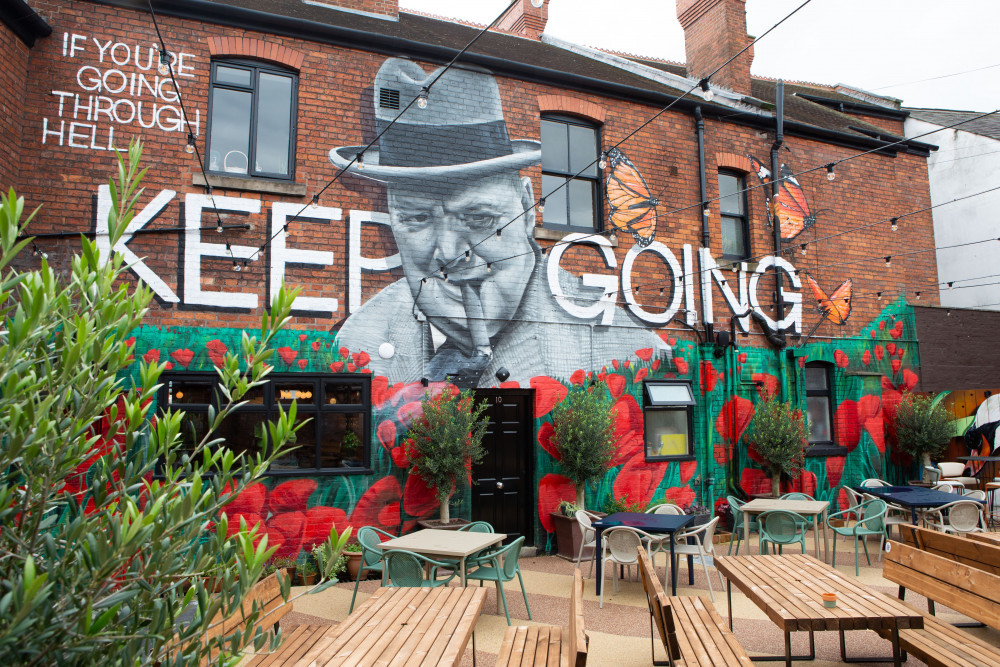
471 389 534 545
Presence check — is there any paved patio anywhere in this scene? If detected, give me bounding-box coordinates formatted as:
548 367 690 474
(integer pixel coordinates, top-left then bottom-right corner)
267 533 1000 666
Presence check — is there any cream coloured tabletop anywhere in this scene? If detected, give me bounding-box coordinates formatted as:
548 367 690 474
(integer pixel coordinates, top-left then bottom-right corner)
377 528 506 585
740 498 831 563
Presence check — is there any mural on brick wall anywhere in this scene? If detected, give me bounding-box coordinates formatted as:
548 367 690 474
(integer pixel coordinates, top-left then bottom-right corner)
329 58 667 388
748 155 818 241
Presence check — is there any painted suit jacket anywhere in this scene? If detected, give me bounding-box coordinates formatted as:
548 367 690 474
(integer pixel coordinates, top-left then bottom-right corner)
336 260 670 388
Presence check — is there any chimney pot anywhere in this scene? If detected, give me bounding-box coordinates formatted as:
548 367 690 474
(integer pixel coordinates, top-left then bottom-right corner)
496 0 549 40
676 0 753 97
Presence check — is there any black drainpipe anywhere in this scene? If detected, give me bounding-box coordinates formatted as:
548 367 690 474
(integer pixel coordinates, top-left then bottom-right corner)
770 81 786 326
695 106 709 248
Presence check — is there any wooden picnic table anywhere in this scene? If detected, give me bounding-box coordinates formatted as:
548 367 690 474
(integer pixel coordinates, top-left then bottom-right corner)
739 498 830 562
377 529 505 587
715 554 923 667
244 586 486 667
966 531 1000 547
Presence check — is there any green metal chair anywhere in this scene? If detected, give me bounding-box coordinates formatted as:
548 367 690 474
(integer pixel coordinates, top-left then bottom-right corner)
349 526 393 613
780 491 817 531
726 495 758 555
827 499 888 576
441 521 497 572
383 549 457 588
465 536 530 625
758 510 808 555
458 520 495 532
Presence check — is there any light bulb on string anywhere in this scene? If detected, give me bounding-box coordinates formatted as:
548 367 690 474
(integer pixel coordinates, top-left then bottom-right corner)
310 195 319 209
216 222 223 234
185 133 196 154
877 291 882 301
496 228 502 240
356 152 365 170
158 50 171 75
232 260 241 273
486 263 492 273
884 256 891 268
465 250 471 262
417 87 429 109
947 281 954 290
698 78 713 101
891 217 898 232
598 151 608 169
702 206 710 217
825 163 836 181
225 242 232 252
915 291 921 300
537 197 545 213
531 0 544 7
800 243 807 256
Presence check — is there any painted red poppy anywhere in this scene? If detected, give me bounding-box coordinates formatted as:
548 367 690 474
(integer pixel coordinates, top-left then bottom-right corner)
223 482 267 515
613 457 667 507
699 361 719 394
538 474 576 533
339 347 349 359
403 472 438 518
714 396 754 465
569 369 585 386
612 359 620 370
298 334 308 342
531 376 568 418
889 327 902 340
606 373 626 400
834 349 849 368
351 477 403 534
636 348 653 361
663 485 695 508
878 320 886 331
142 349 160 364
652 359 661 371
738 352 747 364
302 506 348 550
277 347 298 365
874 346 884 361
890 359 901 374
170 349 194 368
205 339 227 367
330 361 344 373
782 471 817 496
354 351 370 368
826 457 845 488
752 373 779 400
674 358 689 375
397 401 424 429
267 479 317 514
679 460 697 485
740 468 771 496
885 342 897 356
634 368 648 382
376 420 396 452
611 395 643 466
311 340 321 351
298 359 308 369
833 400 860 452
347 363 356 372
902 369 918 391
267 510 306 559
862 350 871 366
537 421 559 460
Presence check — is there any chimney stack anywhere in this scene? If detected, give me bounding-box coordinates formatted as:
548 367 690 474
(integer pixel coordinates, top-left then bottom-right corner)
496 0 549 40
676 0 754 97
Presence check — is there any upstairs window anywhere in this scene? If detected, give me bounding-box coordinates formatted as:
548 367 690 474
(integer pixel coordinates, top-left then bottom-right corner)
805 361 842 455
540 115 600 231
642 381 696 461
718 170 750 261
159 373 370 475
207 60 297 179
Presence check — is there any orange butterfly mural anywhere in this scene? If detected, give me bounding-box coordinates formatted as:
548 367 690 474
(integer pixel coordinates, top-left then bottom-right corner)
805 273 853 325
748 156 817 241
605 147 658 247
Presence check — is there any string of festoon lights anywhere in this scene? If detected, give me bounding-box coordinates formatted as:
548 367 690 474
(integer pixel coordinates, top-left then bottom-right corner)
145 0 248 270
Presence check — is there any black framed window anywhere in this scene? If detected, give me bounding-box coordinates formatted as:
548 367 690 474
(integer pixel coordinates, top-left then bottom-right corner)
642 381 696 461
804 361 842 455
719 170 750 260
158 373 370 475
540 114 600 231
207 60 297 179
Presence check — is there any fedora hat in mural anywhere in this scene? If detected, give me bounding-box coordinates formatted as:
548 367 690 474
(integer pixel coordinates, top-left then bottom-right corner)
329 58 541 180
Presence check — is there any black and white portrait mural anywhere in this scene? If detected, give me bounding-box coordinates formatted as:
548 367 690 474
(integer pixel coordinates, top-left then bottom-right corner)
329 58 669 388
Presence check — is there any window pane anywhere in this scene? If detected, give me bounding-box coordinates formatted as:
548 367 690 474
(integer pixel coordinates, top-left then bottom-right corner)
647 384 693 404
807 396 831 442
176 412 210 455
567 178 595 229
568 124 597 177
254 73 292 176
166 380 213 405
275 382 316 404
215 410 268 462
319 412 365 468
209 88 252 174
721 216 746 257
271 414 318 470
645 410 690 457
215 65 252 87
540 119 568 173
240 385 266 405
805 367 828 391
541 174 568 227
719 173 744 215
325 381 362 405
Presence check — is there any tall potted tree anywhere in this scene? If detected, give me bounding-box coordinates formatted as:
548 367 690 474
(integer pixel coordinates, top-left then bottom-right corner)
404 388 489 525
748 396 807 497
893 391 952 480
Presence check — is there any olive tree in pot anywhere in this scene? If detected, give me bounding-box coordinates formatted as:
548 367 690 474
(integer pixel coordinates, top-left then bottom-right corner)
403 388 489 524
748 396 806 498
893 391 951 480
551 385 617 511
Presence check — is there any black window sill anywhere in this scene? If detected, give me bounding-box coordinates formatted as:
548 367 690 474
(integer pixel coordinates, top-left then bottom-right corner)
193 173 307 196
536 225 617 246
805 444 848 457
644 454 696 463
153 466 373 480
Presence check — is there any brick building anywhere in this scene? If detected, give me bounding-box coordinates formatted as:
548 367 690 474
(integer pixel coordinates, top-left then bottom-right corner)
2 0 946 555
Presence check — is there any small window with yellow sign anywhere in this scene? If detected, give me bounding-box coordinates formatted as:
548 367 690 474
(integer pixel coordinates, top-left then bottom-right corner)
643 381 695 461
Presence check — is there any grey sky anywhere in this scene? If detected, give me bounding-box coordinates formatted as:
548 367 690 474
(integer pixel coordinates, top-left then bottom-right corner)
399 0 1000 112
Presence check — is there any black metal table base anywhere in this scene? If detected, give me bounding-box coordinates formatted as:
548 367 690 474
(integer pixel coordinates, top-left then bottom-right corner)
839 628 905 665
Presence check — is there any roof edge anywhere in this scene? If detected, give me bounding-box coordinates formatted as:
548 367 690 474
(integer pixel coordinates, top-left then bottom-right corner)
1 0 52 47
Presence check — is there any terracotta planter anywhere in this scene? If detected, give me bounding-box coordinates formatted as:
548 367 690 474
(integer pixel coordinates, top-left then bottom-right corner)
344 551 364 580
297 572 317 586
416 518 469 531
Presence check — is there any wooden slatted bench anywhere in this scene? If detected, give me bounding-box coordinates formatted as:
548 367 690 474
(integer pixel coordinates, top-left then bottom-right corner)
880 537 1000 667
495 568 587 666
638 548 751 666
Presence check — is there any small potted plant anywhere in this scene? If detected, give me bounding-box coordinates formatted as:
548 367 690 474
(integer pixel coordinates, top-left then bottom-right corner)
404 388 489 526
684 503 711 526
297 559 318 586
748 396 806 497
549 500 581 560
892 391 952 480
341 429 362 465
268 556 298 583
342 542 365 581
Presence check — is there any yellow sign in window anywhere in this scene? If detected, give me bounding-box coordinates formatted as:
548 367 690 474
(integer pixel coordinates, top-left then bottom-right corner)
658 433 687 457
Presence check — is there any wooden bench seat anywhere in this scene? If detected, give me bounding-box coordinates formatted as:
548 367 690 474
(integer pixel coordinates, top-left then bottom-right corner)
638 548 751 666
495 569 587 666
881 532 1000 667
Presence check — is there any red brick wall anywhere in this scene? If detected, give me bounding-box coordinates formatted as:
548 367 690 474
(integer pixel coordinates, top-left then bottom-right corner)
9 0 937 344
0 21 29 189
316 0 398 18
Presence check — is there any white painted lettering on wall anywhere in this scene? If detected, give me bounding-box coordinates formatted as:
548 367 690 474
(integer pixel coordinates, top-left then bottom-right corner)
92 188 802 331
43 33 198 150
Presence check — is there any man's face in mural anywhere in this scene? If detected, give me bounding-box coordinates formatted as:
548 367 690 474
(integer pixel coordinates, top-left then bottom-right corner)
388 173 537 352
